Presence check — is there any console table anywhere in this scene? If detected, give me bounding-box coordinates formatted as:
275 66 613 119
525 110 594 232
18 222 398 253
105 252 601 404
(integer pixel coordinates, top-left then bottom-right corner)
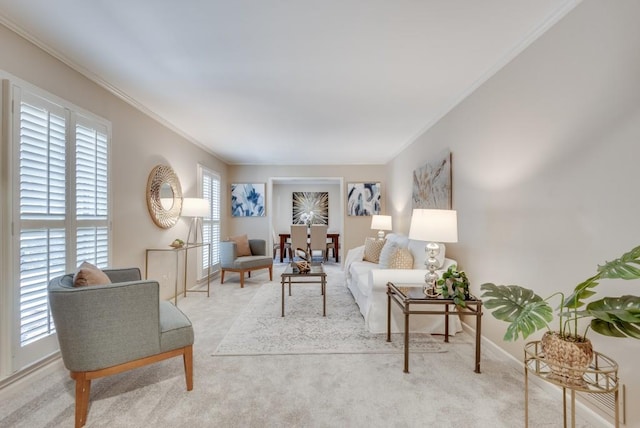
278 232 340 262
386 282 483 373
145 242 211 305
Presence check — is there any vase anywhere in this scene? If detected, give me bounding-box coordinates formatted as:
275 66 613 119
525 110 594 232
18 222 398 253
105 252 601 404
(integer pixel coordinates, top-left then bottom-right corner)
541 331 593 384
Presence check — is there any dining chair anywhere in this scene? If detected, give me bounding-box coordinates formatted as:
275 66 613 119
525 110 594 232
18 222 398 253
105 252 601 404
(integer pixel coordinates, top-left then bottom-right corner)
290 224 309 260
272 228 291 261
309 224 328 261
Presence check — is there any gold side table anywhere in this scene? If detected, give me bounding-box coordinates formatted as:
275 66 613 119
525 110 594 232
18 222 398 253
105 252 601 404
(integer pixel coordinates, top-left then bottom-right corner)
524 341 619 428
145 242 211 305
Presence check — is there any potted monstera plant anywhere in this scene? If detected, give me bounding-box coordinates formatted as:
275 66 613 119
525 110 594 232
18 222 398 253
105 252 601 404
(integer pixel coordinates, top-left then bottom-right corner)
480 245 640 380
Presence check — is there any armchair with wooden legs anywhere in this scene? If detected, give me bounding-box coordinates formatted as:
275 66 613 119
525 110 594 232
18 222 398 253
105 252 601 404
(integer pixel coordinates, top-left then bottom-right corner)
48 267 194 428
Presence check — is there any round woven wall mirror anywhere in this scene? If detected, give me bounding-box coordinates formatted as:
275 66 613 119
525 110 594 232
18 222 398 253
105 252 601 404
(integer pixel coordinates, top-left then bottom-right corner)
146 164 183 228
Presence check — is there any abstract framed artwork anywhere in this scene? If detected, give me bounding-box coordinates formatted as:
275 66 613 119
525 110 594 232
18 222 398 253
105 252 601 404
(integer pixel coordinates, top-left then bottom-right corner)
231 183 266 217
347 182 381 216
292 192 329 225
412 150 452 209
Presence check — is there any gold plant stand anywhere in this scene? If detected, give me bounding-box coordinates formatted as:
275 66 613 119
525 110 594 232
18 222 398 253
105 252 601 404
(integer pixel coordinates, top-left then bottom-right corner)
524 340 619 428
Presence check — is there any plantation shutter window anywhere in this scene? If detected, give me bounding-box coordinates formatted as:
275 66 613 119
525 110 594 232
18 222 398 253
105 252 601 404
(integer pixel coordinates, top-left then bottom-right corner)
11 83 111 371
201 167 221 277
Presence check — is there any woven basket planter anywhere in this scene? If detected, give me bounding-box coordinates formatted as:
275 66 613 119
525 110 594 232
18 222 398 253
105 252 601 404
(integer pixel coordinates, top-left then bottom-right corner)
541 331 593 384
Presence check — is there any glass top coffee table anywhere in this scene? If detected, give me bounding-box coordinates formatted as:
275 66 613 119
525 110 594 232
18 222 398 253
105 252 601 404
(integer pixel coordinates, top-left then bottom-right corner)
280 262 326 317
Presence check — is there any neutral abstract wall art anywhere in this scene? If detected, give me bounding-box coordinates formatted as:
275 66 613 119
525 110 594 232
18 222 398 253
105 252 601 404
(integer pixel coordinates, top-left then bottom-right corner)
412 150 452 209
347 182 381 216
292 192 329 225
231 183 266 216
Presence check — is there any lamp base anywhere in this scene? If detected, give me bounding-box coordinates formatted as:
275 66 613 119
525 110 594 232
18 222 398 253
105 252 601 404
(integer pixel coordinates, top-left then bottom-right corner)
377 230 385 240
423 242 442 297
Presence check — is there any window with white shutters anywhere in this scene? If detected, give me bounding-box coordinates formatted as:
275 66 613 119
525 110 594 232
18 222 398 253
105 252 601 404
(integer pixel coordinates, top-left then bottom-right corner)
200 166 221 277
11 84 111 370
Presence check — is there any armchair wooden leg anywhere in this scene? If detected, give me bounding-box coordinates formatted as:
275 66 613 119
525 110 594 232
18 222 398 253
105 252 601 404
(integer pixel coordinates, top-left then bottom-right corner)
240 272 245 288
183 345 193 391
220 270 226 284
73 372 91 428
268 266 273 281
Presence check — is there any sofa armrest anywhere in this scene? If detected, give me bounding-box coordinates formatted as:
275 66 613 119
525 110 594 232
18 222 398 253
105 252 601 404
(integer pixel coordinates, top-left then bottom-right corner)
49 279 161 372
345 245 365 269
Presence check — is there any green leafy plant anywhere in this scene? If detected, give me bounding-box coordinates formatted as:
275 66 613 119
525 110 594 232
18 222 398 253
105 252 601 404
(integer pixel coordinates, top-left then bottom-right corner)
437 265 470 307
480 245 640 342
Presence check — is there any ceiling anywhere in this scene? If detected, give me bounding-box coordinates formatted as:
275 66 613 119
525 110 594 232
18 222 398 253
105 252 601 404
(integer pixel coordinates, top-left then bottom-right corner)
0 1 578 165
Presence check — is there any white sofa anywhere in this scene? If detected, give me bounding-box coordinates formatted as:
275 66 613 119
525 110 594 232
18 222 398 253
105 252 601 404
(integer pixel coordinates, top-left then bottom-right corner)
344 233 462 334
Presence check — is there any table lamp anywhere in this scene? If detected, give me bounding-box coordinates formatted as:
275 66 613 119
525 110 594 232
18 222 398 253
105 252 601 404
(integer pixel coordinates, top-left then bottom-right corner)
370 215 392 239
408 209 458 296
181 198 210 244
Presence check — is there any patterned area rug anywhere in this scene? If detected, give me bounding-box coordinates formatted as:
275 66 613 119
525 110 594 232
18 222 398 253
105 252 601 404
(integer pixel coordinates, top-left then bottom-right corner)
213 264 445 355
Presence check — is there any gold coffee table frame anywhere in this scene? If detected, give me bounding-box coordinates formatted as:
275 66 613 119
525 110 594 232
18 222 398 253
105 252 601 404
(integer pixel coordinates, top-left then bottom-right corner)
280 262 326 317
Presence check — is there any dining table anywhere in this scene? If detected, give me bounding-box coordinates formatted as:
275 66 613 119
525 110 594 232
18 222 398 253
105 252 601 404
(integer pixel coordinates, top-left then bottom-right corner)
278 232 340 263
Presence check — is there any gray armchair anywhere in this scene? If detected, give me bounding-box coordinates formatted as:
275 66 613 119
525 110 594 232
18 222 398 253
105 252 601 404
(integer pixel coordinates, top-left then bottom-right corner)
48 267 194 428
220 239 273 288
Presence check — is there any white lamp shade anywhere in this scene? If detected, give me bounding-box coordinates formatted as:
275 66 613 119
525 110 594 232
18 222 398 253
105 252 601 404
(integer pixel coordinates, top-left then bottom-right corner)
408 209 458 243
370 215 392 231
181 198 210 217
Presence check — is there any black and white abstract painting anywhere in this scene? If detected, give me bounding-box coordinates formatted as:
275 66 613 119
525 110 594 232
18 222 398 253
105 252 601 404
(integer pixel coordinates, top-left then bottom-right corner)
231 183 266 216
292 192 328 225
347 182 381 216
412 150 451 209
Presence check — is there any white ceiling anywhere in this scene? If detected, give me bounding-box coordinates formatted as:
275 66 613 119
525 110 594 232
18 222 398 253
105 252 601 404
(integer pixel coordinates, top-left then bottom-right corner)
0 1 578 165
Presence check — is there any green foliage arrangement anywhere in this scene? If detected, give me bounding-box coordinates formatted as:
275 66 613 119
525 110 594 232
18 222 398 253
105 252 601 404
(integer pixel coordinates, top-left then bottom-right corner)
480 245 640 342
437 265 470 307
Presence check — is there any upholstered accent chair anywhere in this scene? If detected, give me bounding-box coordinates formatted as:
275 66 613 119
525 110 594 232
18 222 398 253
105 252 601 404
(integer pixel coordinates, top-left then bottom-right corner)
220 238 273 288
48 267 194 428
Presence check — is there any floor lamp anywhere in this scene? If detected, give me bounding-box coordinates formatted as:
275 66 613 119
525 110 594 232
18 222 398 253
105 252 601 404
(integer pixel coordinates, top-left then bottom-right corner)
408 209 458 297
182 198 210 244
370 215 392 240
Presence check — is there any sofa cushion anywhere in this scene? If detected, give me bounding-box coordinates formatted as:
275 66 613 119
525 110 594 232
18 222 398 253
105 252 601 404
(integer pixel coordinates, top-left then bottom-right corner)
363 237 385 263
73 261 112 287
389 248 414 269
408 240 445 270
229 234 252 256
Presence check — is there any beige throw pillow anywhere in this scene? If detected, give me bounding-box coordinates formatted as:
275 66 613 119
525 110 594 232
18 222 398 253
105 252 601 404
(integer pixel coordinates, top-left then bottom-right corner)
389 248 414 269
229 234 252 256
363 237 386 263
73 261 112 287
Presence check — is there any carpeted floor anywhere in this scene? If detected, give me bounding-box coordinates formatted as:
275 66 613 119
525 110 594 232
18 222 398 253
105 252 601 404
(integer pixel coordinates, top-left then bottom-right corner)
0 263 603 427
214 267 443 355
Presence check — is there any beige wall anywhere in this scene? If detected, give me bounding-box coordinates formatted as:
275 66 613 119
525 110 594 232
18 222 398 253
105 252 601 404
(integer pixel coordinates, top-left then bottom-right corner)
0 23 227 306
388 1 640 424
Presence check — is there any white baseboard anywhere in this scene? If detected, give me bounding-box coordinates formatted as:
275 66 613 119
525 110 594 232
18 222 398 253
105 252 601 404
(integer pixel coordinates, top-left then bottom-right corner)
0 353 64 400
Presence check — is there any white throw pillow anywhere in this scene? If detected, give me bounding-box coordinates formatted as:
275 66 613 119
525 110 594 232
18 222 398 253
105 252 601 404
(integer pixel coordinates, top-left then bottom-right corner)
378 241 399 269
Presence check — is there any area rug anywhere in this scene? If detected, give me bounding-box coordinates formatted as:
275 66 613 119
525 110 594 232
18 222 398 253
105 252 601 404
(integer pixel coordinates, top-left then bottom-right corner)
213 264 445 356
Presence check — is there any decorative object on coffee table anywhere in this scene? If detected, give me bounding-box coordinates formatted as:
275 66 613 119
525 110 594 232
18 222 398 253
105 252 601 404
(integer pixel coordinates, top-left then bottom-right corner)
408 209 458 297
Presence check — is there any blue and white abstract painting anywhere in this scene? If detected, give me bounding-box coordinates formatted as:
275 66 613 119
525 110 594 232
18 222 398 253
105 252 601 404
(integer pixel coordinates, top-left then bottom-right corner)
347 182 381 216
231 183 266 217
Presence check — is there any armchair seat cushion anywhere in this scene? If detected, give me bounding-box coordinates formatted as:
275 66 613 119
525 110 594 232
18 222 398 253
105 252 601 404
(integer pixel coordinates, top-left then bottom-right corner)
159 301 195 352
228 255 273 270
